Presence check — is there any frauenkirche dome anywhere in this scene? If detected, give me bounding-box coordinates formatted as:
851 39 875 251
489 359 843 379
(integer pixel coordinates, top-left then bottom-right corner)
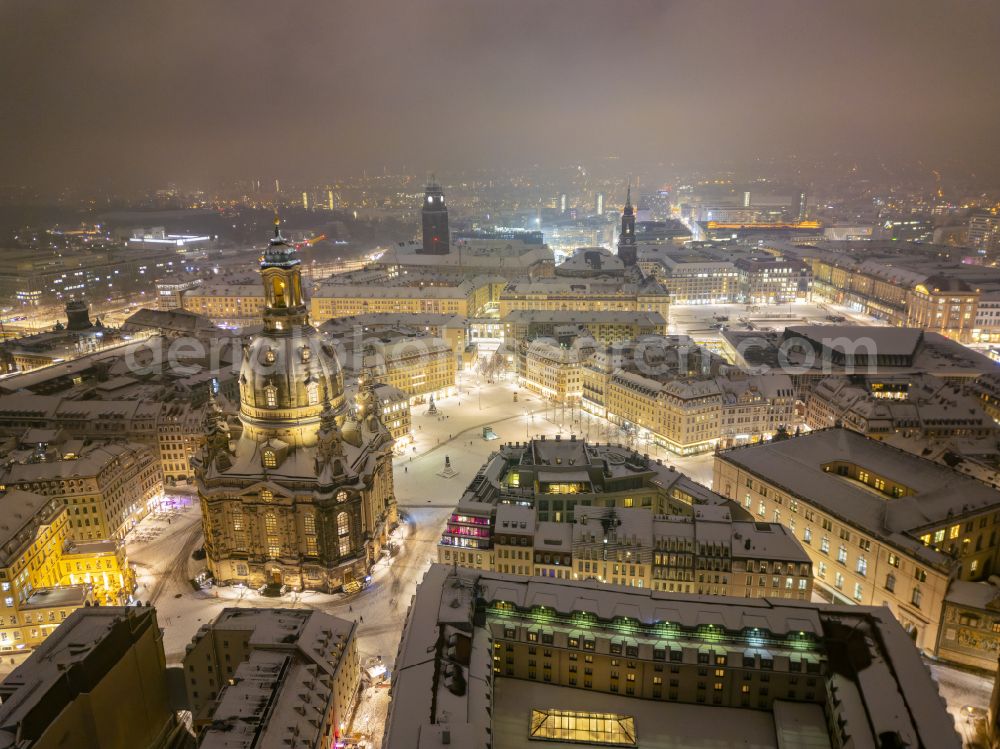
238 219 345 445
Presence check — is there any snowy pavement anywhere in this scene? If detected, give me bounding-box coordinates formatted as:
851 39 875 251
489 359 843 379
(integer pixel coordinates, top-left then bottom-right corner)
929 662 994 747
396 370 718 492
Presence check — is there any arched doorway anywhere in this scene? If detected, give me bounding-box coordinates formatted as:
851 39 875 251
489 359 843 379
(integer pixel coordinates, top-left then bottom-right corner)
269 567 283 585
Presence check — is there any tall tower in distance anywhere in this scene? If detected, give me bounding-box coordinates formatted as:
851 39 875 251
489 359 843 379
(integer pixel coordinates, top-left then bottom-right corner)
795 189 808 222
617 180 637 267
420 181 450 255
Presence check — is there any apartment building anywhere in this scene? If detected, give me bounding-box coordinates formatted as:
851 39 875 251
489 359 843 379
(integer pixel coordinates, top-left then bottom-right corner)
377 236 554 282
322 312 468 356
184 607 358 746
0 606 185 749
713 428 1000 654
456 500 812 601
907 275 980 343
354 333 457 405
437 436 761 572
502 309 667 347
386 565 959 749
721 325 998 398
0 394 206 484
182 282 265 327
640 251 739 304
3 442 164 540
499 277 670 320
516 339 588 404
804 244 985 342
374 382 412 447
311 272 505 321
805 373 997 441
734 256 812 304
597 370 795 455
0 490 89 651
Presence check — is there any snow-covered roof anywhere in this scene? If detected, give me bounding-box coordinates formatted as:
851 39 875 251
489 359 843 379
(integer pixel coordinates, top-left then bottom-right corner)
719 428 1000 566
502 309 666 326
198 651 334 749
0 606 160 749
944 579 1000 611
0 490 63 566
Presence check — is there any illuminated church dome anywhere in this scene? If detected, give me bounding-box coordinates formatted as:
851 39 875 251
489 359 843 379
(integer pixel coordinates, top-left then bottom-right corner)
238 218 345 445
195 218 397 597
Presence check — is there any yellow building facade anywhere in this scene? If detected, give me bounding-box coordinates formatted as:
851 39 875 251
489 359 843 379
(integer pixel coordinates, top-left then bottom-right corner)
363 336 457 405
711 430 1000 654
5 443 164 541
811 257 980 342
0 489 103 652
499 280 670 320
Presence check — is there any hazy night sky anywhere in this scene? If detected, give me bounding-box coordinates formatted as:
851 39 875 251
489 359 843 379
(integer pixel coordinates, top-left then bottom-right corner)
3 0 999 190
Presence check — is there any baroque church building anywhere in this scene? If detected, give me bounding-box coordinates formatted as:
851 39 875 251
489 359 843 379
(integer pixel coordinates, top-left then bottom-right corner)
195 220 397 592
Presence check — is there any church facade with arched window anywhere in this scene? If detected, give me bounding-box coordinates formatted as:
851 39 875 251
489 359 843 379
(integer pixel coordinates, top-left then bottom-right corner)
193 220 397 593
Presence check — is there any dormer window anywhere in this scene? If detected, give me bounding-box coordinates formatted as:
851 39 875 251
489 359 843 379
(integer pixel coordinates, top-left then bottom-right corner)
264 349 277 364
264 384 278 408
336 490 348 503
261 489 274 502
307 381 319 406
262 450 277 468
301 347 311 362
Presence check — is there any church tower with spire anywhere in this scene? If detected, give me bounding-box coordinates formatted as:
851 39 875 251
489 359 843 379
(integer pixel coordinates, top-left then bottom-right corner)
195 218 397 595
618 179 638 268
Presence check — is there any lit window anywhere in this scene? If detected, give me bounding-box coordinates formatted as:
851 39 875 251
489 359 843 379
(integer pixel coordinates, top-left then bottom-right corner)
262 450 277 468
307 382 319 406
264 385 278 408
265 513 280 558
337 512 350 555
